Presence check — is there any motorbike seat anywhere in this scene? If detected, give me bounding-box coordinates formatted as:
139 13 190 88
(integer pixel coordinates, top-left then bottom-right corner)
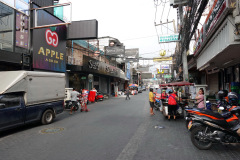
200 110 225 119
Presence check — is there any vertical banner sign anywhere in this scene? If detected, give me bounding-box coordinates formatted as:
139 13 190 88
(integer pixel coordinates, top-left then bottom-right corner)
32 26 66 72
126 62 131 79
16 12 29 48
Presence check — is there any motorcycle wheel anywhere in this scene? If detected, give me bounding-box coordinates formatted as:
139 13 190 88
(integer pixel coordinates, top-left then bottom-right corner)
191 126 212 150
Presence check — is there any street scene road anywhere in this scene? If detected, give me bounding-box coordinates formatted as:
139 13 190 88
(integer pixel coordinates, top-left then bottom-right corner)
1 91 240 160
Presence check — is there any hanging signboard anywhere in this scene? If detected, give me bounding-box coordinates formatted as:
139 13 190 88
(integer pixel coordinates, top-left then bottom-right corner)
104 46 125 58
16 12 29 49
153 57 172 62
159 34 180 43
32 26 67 72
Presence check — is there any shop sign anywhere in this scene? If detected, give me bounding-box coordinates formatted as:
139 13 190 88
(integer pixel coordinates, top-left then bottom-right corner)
88 60 100 70
104 46 125 57
153 57 172 62
32 26 66 72
160 65 169 69
83 55 122 78
159 34 180 43
205 0 227 36
194 0 233 55
16 12 29 49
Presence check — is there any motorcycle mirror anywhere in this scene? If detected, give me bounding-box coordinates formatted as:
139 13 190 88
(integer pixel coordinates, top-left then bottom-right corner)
219 106 224 110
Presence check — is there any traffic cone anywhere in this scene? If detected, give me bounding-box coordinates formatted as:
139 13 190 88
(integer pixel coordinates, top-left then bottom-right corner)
115 92 117 97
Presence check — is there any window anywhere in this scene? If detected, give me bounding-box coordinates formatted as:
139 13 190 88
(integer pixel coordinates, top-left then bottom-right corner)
0 2 14 52
0 93 22 109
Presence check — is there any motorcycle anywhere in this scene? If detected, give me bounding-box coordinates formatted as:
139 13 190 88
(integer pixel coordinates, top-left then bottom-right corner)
187 105 240 150
154 98 161 111
185 101 213 129
185 90 230 129
95 92 104 101
64 95 81 111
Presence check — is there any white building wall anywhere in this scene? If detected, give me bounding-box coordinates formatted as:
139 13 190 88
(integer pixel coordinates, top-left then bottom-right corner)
197 16 236 69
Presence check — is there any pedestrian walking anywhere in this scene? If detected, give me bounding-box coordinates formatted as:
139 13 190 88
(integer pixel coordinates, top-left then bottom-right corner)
195 88 205 111
149 88 155 115
167 89 178 120
70 88 80 115
125 87 130 100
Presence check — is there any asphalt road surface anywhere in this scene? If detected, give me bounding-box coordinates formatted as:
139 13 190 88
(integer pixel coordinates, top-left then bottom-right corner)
1 91 240 160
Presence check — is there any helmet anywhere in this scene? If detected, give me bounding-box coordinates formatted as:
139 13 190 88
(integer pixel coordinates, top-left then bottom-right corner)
228 92 238 100
217 90 228 99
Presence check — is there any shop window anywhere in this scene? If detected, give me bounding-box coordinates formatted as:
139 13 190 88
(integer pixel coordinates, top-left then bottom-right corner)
0 2 14 52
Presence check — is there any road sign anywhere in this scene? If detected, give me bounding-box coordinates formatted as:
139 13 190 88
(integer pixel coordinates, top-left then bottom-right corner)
159 34 180 43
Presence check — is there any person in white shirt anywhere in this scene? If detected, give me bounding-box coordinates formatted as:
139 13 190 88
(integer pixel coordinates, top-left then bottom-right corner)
70 88 80 114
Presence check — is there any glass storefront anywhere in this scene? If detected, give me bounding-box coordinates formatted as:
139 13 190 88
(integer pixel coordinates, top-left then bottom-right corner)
0 2 14 52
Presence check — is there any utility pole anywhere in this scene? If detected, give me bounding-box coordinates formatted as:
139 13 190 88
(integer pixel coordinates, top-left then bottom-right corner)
179 5 189 82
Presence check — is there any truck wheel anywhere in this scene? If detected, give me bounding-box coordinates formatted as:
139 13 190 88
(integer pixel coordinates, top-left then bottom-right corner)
41 109 54 125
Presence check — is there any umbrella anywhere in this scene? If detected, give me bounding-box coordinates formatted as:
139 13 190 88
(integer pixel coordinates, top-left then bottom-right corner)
129 84 138 87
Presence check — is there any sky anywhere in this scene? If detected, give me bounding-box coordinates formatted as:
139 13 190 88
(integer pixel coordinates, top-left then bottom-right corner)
60 0 178 60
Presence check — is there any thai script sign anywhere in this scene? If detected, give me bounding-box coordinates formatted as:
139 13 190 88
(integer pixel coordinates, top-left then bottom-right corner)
159 34 180 43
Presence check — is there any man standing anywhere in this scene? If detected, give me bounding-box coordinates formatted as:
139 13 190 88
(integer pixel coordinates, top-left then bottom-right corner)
70 88 80 114
125 87 130 100
149 88 155 115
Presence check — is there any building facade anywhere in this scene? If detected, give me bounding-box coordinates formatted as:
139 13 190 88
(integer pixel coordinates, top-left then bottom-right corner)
189 0 240 103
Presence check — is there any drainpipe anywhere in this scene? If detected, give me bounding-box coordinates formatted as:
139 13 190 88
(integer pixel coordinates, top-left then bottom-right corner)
71 41 73 64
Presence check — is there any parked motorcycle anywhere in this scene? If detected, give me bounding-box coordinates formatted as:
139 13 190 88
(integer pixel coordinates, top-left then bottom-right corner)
95 92 104 101
187 92 240 150
185 90 229 129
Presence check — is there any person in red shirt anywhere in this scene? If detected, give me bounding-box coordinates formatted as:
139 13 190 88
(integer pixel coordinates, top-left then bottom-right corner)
167 89 178 121
161 90 167 99
159 90 167 111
